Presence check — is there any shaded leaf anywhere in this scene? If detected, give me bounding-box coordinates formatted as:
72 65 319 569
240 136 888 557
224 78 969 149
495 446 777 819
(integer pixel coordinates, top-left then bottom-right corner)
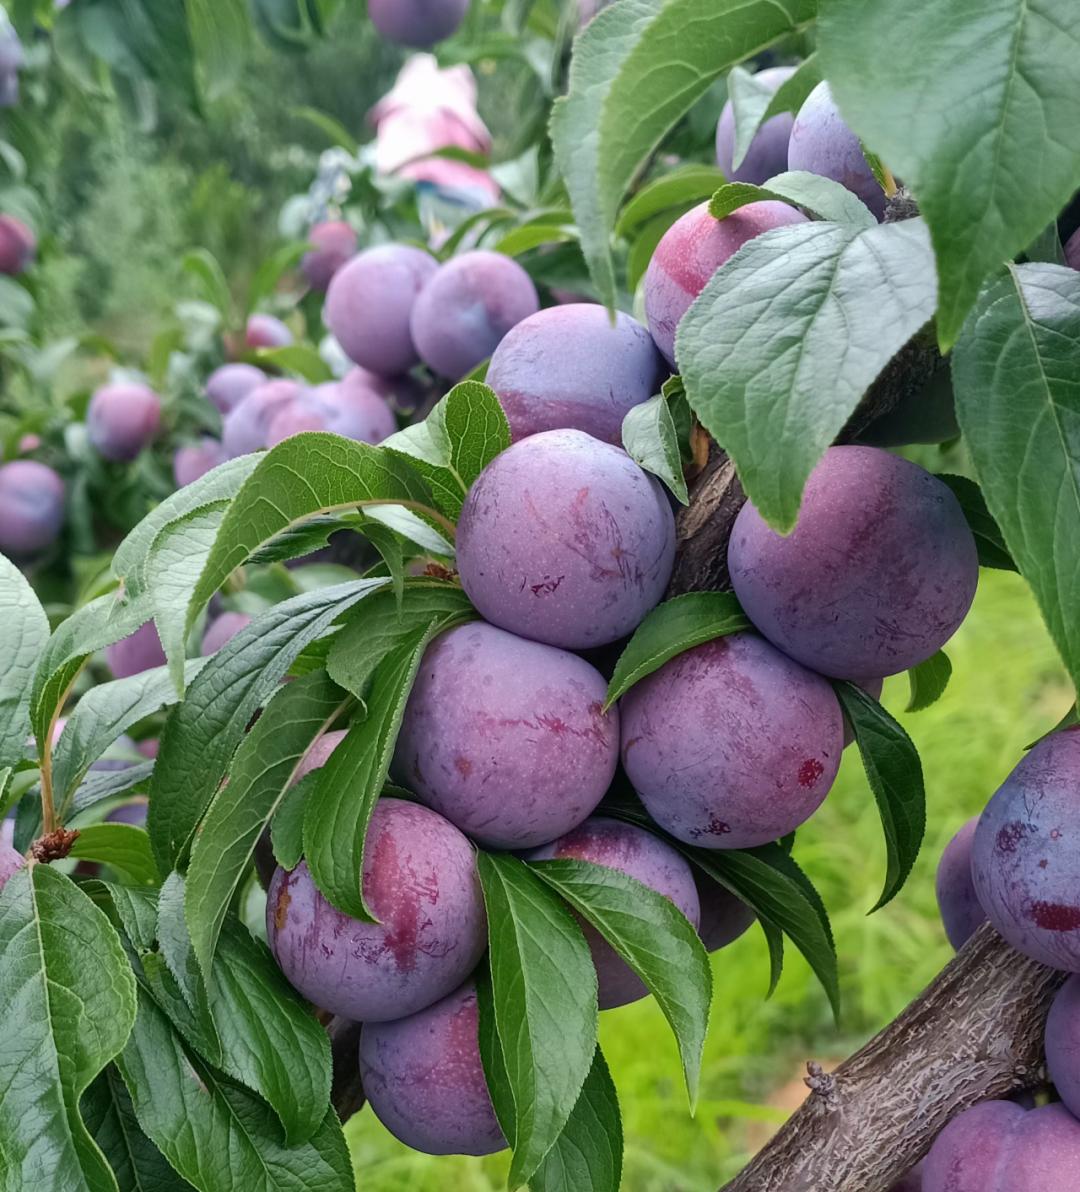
905 650 952 713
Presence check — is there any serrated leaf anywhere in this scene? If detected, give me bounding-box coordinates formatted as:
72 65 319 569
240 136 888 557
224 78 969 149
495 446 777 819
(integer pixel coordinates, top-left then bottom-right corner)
708 171 877 228
605 592 749 709
616 164 728 237
905 650 952 713
0 864 137 1191
621 393 688 505
252 345 333 383
729 54 820 172
270 770 316 871
0 553 49 770
935 473 1016 571
69 824 160 886
678 218 937 531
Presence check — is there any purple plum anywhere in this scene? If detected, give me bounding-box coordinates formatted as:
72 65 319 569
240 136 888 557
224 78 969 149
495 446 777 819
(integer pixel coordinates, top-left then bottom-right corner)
620 633 843 849
527 817 699 1008
715 66 796 185
107 798 148 827
324 244 437 375
222 379 301 457
0 214 34 275
87 383 162 462
293 729 345 783
367 0 470 49
485 304 667 445
1046 975 1080 1120
301 220 357 291
173 438 225 488
1066 228 1080 271
971 727 1080 971
0 838 23 891
0 460 64 555
205 363 267 414
394 621 618 849
409 250 539 379
456 429 676 649
694 872 755 953
935 817 987 950
266 798 486 1021
889 1162 924 1192
105 620 167 679
266 380 396 447
788 81 886 219
342 366 426 418
359 981 506 1156
245 313 293 351
643 199 808 365
201 611 252 656
265 394 327 447
728 446 979 679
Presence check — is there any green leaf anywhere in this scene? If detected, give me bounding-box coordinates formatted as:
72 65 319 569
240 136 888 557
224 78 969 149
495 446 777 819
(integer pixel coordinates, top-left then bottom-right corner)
495 224 578 257
953 263 1080 689
289 105 360 155
728 54 821 172
0 864 137 1191
529 858 711 1105
477 852 598 1189
1026 222 1066 266
248 242 309 314
605 592 750 709
187 0 250 101
552 0 815 308
834 680 926 911
905 650 952 713
616 165 728 237
270 770 315 871
620 393 688 505
0 554 49 770
116 989 354 1192
935 473 1017 571
678 218 937 531
185 669 348 978
818 0 1080 349
69 824 160 886
708 171 877 228
156 874 218 1061
183 248 234 321
252 344 333 383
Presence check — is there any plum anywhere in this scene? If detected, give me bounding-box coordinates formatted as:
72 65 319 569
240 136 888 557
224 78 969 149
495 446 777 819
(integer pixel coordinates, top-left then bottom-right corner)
87 383 162 462
0 838 23 892
620 633 843 849
694 872 755 952
888 1162 923 1192
265 393 327 447
293 729 346 783
107 798 148 827
201 611 252 656
788 81 886 220
205 363 266 414
527 817 699 1008
971 727 1080 971
714 66 796 185
410 250 539 380
0 213 34 275
643 199 808 365
105 620 167 679
173 438 224 488
245 313 293 351
359 981 506 1156
935 817 987 950
0 460 64 555
1046 975 1080 1120
485 304 666 445
342 365 427 418
394 621 618 849
368 0 470 49
222 379 301 457
324 245 437 375
266 380 396 447
456 429 676 649
1066 228 1080 271
301 220 356 291
266 798 486 1021
858 367 959 448
728 446 979 679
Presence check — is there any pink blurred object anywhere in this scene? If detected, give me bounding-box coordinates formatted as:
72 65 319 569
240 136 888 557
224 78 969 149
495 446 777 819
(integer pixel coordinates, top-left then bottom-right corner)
173 438 225 488
245 313 294 351
266 380 396 448
301 220 357 291
17 432 41 453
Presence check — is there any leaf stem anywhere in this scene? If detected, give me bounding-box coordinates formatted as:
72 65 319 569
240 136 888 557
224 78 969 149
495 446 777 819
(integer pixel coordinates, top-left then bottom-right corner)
881 165 899 197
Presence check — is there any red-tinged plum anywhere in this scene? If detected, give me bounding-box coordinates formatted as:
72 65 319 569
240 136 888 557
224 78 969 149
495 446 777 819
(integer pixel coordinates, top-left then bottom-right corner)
394 621 618 849
173 438 224 488
368 0 470 49
105 620 166 679
644 199 808 365
485 304 666 445
1066 228 1080 271
266 798 486 1021
859 367 959 448
714 66 796 185
694 872 755 953
265 393 327 447
620 633 843 849
87 383 162 462
935 817 987 950
0 460 64 555
410 250 539 380
359 981 506 1156
222 379 301 457
0 213 34 275
201 611 252 656
324 244 437 375
1046 975 1080 1120
0 838 23 891
205 363 266 414
457 429 675 649
301 220 357 291
245 313 293 351
729 446 978 679
971 728 1080 971
526 817 699 1008
788 81 886 219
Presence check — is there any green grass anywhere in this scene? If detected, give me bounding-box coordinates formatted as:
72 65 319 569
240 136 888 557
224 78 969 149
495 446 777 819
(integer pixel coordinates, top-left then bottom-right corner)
345 568 1070 1190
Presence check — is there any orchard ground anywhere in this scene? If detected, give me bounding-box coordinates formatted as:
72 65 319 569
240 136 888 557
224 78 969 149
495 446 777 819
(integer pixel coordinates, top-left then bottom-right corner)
342 565 1070 1190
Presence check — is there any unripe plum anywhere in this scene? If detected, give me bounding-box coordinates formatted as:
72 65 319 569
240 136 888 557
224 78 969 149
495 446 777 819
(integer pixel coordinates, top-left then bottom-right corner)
394 622 618 849
87 383 162 463
457 429 676 649
694 872 755 952
643 199 808 365
728 446 978 679
526 817 699 1008
368 0 470 49
971 728 1080 971
0 460 64 555
173 438 224 488
1046 975 1080 1120
359 981 506 1156
410 250 539 380
222 379 301 457
788 82 886 220
105 620 167 679
201 611 252 656
0 214 34 275
301 220 357 291
324 245 437 375
714 66 796 185
205 363 266 414
266 798 486 1021
245 313 293 351
620 633 843 849
935 817 986 950
485 304 666 445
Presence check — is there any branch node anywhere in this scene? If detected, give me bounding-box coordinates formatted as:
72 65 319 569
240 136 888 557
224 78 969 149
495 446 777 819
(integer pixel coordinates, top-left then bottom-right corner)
804 1060 840 1108
30 827 80 863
